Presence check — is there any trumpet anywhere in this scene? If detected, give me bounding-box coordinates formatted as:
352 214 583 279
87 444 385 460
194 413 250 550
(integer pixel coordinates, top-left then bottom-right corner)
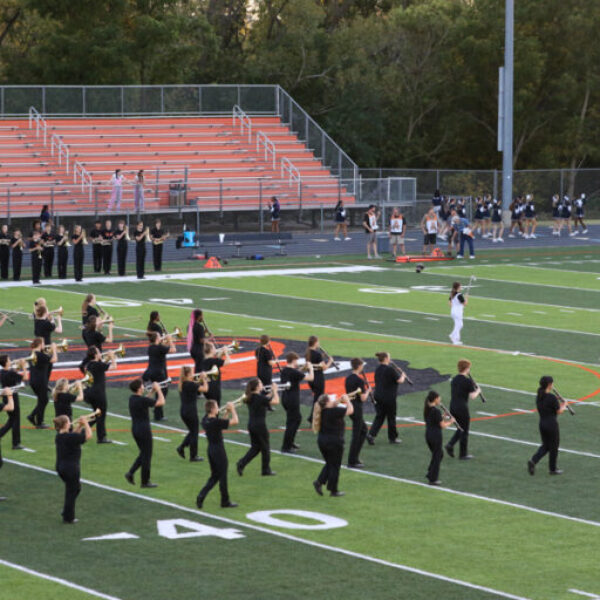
44 339 68 353
264 381 290 392
440 402 464 432
144 378 171 392
49 306 64 317
468 374 486 403
24 351 37 366
192 371 208 383
124 228 131 242
345 387 364 400
204 365 220 381
218 393 246 415
81 230 89 245
101 344 126 361
79 408 102 422
68 373 93 392
553 384 575 416
144 227 151 243
390 360 414 386
160 327 183 341
1 382 25 395
215 340 239 356
0 311 15 325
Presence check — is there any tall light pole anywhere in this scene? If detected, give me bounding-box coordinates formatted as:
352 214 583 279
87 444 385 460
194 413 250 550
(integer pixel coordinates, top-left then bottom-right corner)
498 0 514 220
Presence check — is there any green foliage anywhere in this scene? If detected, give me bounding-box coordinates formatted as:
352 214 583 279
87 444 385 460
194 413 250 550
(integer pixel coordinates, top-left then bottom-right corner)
1 0 600 168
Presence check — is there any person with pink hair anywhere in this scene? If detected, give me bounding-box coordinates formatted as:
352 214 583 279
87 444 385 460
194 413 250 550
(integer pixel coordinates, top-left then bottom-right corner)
187 309 206 372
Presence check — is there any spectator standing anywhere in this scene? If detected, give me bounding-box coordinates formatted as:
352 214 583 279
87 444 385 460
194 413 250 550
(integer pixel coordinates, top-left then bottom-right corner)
108 169 126 212
333 200 351 241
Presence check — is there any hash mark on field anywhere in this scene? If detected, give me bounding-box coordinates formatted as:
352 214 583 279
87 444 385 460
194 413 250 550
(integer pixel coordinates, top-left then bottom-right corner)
560 309 575 314
533 311 547 314
111 440 128 446
424 317 439 321
477 411 497 417
512 408 534 413
152 436 171 443
123 334 137 338
369 320 383 324
248 327 263 331
481 314 496 318
395 318 412 323
568 590 600 599
279 325 294 329
22 447 36 453
339 321 354 326
506 312 523 316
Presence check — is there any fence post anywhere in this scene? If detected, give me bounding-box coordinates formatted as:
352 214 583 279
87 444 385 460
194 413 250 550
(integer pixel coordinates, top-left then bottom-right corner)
184 166 189 206
7 189 10 225
320 204 324 232
94 187 99 218
338 177 342 204
560 169 565 199
196 205 200 239
298 182 303 222
219 178 223 224
304 115 308 144
155 168 160 201
436 170 440 191
493 169 499 200
259 179 264 233
50 187 55 217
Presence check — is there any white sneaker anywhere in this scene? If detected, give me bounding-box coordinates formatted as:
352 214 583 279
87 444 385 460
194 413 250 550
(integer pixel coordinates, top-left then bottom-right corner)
497 237 504 242
469 256 475 259
492 238 498 243
508 233 515 238
449 334 455 343
530 233 537 239
344 237 352 241
523 234 530 239
456 255 464 259
582 229 588 234
570 232 577 237
334 237 341 241
454 340 464 346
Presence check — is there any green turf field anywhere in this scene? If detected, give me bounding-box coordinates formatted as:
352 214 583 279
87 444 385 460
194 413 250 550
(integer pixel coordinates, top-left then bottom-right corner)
1 245 599 600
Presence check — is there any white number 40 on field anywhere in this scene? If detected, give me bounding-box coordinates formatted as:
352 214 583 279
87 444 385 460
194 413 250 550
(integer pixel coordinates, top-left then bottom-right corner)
157 519 244 540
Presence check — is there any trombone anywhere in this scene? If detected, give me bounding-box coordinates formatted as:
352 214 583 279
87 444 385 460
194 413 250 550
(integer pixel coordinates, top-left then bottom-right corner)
390 360 414 386
1 382 25 395
144 378 171 392
201 318 217 344
101 344 126 361
160 327 183 341
264 381 290 392
553 384 575 416
48 306 64 317
218 393 246 415
215 340 240 356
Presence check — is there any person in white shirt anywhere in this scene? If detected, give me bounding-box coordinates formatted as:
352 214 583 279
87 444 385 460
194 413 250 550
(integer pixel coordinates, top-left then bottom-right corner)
449 281 467 345
389 208 406 257
134 170 145 212
362 205 380 259
421 208 438 255
108 169 126 212
571 194 587 235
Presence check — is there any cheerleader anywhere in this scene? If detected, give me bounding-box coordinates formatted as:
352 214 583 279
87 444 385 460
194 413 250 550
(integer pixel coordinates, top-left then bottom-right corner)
201 342 231 406
482 195 492 238
333 200 350 241
527 376 567 475
26 339 57 429
236 379 279 477
423 390 455 485
142 332 176 422
561 195 573 236
523 194 537 239
472 197 485 237
312 393 353 497
176 366 208 462
187 309 206 373
449 282 467 345
551 194 562 236
508 197 524 238
490 199 504 243
571 193 587 235
306 336 333 423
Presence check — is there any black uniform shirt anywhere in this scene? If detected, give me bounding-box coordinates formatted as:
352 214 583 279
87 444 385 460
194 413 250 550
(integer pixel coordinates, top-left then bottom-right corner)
319 406 346 438
148 344 169 375
192 322 205 347
425 406 443 431
55 392 77 418
101 228 115 243
450 374 476 410
55 430 86 466
129 394 156 426
86 360 110 392
246 393 271 427
374 364 399 403
202 357 224 398
280 366 305 403
82 329 105 350
180 380 200 413
0 368 22 391
83 305 100 325
537 393 560 425
256 346 274 383
30 351 51 383
89 228 102 243
202 416 229 446
34 318 55 345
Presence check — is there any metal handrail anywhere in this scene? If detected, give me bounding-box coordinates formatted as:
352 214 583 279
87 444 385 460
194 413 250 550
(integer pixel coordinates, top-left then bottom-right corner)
256 131 277 169
50 134 70 173
232 105 252 143
281 157 301 194
28 106 48 146
73 161 93 201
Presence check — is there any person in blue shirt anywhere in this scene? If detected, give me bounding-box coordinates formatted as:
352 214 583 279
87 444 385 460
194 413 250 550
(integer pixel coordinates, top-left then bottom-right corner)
451 210 475 259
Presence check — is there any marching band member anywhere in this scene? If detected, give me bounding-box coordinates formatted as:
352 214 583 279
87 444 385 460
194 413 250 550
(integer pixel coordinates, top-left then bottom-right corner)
54 413 92 523
280 352 313 453
527 376 567 476
34 304 62 347
255 335 276 389
53 378 84 418
306 336 333 423
81 293 100 325
449 281 467 346
10 228 24 281
236 379 279 477
424 390 454 485
150 219 167 272
101 219 114 275
445 359 480 460
345 358 368 468
197 400 238 509
146 311 164 339
176 366 208 462
187 309 206 373
115 220 129 276
29 231 43 284
41 222 56 278
71 225 86 282
27 339 57 429
0 223 10 280
201 342 230 406
368 352 405 444
142 332 176 422
55 225 69 279
89 221 103 273
0 389 14 501
134 221 147 279
312 393 353 497
81 346 116 443
82 316 113 352
0 355 28 449
125 379 164 488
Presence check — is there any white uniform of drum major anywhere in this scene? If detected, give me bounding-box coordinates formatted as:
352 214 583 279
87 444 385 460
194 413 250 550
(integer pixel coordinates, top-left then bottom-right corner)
449 287 466 345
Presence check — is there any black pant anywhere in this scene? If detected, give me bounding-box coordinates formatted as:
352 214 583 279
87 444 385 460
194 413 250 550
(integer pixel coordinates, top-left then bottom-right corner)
369 398 398 441
281 395 301 450
317 435 343 492
531 423 559 472
238 424 270 474
446 406 470 457
0 395 20 446
426 430 443 482
92 244 102 272
42 247 54 277
152 243 163 271
0 246 9 279
117 241 127 276
348 408 367 465
57 246 68 279
85 391 107 441
29 379 49 425
136 245 146 278
191 349 204 374
12 249 22 281
129 426 153 485
153 387 167 421
31 254 42 283
58 464 81 522
102 244 113 274
198 445 229 505
308 380 324 423
73 246 84 281
180 410 199 458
